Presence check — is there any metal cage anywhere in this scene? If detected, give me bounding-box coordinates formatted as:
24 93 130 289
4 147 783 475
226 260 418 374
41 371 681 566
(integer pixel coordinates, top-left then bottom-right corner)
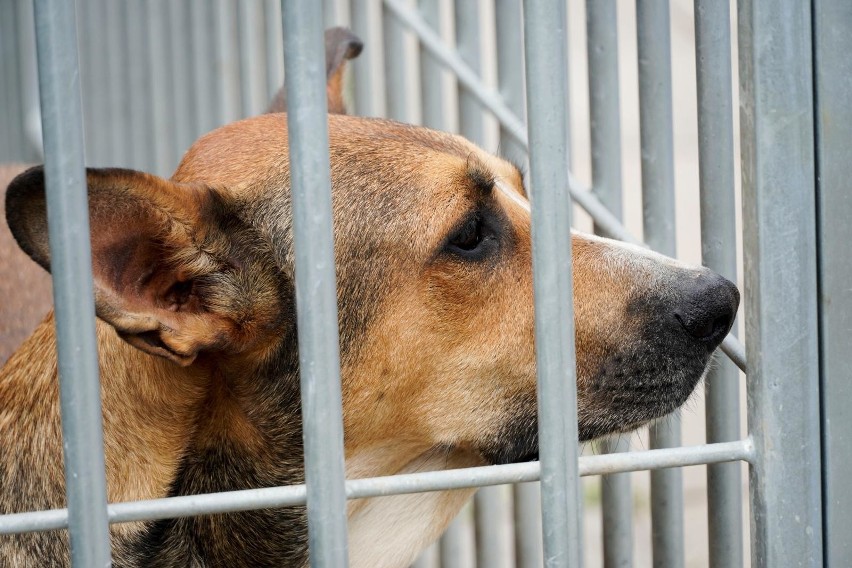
1 0 847 566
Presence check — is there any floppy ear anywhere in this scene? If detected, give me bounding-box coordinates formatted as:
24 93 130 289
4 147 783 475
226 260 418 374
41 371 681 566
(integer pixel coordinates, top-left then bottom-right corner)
267 26 364 114
5 166 283 366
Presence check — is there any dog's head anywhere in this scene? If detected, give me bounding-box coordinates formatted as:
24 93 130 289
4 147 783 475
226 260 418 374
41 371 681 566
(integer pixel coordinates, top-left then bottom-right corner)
5 114 737 472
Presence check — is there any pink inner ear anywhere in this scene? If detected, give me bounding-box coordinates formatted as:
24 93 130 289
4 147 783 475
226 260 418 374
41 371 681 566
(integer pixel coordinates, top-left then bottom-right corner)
90 212 180 312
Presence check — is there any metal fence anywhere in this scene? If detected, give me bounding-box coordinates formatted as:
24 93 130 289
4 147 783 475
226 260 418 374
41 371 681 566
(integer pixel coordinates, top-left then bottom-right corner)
0 0 846 566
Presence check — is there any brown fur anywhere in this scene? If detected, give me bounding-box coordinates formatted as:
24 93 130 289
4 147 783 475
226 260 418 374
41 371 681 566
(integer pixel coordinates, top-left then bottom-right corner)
1 114 737 567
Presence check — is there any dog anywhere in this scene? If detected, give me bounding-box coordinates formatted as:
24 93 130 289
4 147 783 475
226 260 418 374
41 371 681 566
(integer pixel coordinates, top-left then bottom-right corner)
0 108 738 566
0 26 363 365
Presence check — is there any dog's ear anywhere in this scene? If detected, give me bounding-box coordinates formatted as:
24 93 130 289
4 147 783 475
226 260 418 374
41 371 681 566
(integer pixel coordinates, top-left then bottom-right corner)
6 166 282 366
267 26 364 114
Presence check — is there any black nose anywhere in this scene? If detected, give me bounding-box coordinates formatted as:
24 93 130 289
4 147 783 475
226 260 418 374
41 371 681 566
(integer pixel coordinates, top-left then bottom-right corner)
672 270 740 347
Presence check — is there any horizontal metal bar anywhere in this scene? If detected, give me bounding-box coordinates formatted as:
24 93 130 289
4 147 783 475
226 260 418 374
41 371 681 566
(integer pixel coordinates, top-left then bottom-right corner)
0 439 754 536
382 0 747 375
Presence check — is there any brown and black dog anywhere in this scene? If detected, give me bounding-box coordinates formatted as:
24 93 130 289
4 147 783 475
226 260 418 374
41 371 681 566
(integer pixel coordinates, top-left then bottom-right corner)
1 111 738 566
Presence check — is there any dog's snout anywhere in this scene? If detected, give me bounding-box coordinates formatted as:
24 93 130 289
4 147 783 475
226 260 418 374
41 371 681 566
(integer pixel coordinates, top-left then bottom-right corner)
672 271 740 347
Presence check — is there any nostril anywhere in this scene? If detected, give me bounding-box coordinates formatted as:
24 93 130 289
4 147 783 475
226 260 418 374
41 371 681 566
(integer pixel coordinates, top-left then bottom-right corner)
671 272 739 346
676 311 733 342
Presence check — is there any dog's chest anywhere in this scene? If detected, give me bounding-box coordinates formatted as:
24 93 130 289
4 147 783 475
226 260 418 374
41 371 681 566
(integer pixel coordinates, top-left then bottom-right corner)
348 488 475 568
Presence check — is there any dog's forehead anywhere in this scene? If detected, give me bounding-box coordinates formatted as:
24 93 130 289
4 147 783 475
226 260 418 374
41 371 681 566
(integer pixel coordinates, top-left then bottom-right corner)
174 114 521 201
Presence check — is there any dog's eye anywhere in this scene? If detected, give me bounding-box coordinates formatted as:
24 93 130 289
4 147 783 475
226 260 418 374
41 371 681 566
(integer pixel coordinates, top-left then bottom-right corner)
445 213 494 260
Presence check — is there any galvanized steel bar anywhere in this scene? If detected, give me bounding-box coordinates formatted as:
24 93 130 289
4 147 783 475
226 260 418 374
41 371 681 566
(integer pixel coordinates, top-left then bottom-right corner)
32 0 112 565
474 487 510 568
19 0 41 161
495 3 542 566
413 543 438 568
324 0 339 26
238 0 266 118
384 0 748 374
513 481 543 568
352 0 384 116
213 0 241 127
636 3 684 566
189 0 218 138
382 0 410 121
104 0 128 165
693 2 743 567
439 513 467 568
814 0 852 563
587 2 634 566
170 1 196 154
495 0 526 163
146 0 176 177
522 0 581 565
454 3 506 564
418 0 446 131
455 0 483 142
599 438 633 568
0 440 754 536
83 0 109 165
587 0 623 237
738 0 823 565
264 0 285 103
280 1 349 565
1 0 23 162
126 0 153 171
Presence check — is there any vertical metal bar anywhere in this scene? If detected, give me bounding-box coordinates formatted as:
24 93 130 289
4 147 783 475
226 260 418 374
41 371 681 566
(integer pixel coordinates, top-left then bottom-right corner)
190 0 218 137
636 3 683 566
18 0 43 161
454 0 482 142
265 0 285 102
693 2 743 567
456 4 509 563
439 513 468 568
814 1 852 564
513 481 544 568
169 1 195 152
84 0 108 165
587 2 633 565
738 0 823 565
1 0 23 161
587 0 623 236
495 0 527 165
474 486 510 568
213 0 241 127
418 0 445 131
104 0 128 165
238 0 266 118
324 0 339 26
280 1 349 566
495 2 544 567
146 0 175 177
126 0 153 171
413 542 439 568
32 1 112 565
495 10 544 565
599 438 633 568
523 1 581 566
352 0 384 116
383 0 410 121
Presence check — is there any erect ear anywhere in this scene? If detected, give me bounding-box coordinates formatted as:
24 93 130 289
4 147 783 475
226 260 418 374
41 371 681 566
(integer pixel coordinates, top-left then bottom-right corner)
5 166 283 366
267 26 364 114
